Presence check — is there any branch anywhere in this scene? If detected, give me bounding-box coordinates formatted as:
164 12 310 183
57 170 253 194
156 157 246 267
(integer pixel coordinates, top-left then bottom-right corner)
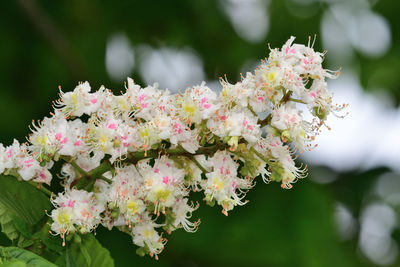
189 156 209 174
27 181 52 197
126 142 230 164
250 147 269 163
6 170 52 197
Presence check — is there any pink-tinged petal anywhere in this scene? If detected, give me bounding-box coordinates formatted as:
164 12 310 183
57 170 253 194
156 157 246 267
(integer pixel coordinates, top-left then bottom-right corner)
162 176 169 185
232 181 238 190
55 132 62 141
139 94 146 102
108 123 117 130
174 123 183 134
67 200 74 207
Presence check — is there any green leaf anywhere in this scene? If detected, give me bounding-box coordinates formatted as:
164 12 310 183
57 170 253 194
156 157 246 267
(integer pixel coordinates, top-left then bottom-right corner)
0 203 19 241
32 224 63 253
0 259 27 267
0 246 57 267
0 203 33 248
10 215 32 240
58 234 114 267
0 175 51 250
0 175 51 227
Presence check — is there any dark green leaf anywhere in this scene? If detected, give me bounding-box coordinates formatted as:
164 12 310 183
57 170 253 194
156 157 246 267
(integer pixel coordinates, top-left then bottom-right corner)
10 215 32 240
0 246 57 267
34 224 63 253
0 203 33 248
0 203 19 241
0 175 51 249
59 234 114 267
0 175 51 226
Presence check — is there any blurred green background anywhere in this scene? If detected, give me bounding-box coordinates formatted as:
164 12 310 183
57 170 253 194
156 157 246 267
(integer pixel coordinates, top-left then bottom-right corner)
1 0 399 266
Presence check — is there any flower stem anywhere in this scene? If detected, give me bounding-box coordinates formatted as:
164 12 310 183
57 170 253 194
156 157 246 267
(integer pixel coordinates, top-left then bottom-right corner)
27 181 52 197
189 156 209 174
289 98 306 104
250 147 269 163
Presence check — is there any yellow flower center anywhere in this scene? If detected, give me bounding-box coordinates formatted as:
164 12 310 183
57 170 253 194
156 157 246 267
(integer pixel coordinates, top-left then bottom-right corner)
156 189 170 201
127 200 138 214
56 211 71 225
183 103 196 117
212 177 225 191
34 135 47 146
265 71 277 82
71 92 78 106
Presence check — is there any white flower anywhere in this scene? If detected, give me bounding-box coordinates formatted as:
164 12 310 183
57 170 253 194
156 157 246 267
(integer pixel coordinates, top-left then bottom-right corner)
55 82 103 117
271 104 311 150
50 189 104 236
137 156 186 215
172 198 199 232
202 150 251 215
220 78 252 108
132 216 166 258
207 106 261 145
177 82 219 124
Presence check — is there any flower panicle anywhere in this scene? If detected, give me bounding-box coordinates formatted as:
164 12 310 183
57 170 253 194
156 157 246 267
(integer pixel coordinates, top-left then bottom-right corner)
0 36 345 259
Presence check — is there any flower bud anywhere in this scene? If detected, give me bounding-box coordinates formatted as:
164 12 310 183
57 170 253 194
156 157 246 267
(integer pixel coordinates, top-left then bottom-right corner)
281 130 292 143
312 106 329 121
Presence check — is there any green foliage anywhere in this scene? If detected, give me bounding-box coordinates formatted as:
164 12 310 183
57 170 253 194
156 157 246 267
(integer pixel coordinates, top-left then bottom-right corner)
0 176 50 227
56 234 114 267
0 203 19 241
0 175 51 251
0 246 56 267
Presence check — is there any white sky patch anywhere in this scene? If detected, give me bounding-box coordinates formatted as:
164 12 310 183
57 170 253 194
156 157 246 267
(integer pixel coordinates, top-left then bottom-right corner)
358 203 398 266
347 10 391 57
301 71 400 173
335 202 357 241
321 2 391 62
137 46 205 93
105 33 135 82
219 0 270 43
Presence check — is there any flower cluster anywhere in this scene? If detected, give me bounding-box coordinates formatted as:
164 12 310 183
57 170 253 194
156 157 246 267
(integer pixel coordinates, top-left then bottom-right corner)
0 37 345 259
